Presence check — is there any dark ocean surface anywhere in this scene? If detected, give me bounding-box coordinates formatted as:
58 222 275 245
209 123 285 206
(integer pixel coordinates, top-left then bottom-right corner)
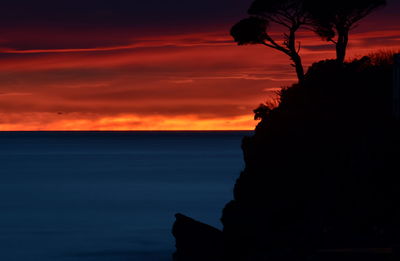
0 131 250 261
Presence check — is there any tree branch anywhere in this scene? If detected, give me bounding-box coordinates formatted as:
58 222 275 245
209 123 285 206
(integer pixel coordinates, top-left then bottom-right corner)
268 16 291 29
262 35 290 55
329 39 338 45
261 41 278 49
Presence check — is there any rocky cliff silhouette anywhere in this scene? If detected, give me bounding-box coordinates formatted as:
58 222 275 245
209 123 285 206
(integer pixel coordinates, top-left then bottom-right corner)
173 55 400 261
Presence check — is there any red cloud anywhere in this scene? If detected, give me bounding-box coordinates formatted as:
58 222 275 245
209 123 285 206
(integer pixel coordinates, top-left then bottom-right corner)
0 17 399 130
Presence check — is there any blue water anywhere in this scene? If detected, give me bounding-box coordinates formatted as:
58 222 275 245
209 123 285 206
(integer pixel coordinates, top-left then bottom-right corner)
0 131 249 261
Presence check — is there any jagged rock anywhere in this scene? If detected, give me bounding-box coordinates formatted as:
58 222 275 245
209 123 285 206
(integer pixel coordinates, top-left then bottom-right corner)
172 213 223 261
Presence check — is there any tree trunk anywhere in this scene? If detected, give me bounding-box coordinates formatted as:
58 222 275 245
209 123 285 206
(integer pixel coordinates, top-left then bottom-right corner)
292 53 305 83
288 26 305 83
336 29 349 64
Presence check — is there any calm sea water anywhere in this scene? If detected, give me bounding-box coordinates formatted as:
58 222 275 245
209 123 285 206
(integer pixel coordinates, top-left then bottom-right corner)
0 131 250 261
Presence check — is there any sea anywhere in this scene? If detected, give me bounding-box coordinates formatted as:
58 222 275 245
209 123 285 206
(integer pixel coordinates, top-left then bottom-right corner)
0 131 250 261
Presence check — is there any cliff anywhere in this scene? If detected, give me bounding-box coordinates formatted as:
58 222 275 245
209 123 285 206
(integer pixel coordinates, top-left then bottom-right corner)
173 57 400 261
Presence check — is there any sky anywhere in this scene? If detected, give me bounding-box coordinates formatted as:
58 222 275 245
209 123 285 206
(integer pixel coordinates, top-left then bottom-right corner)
0 0 399 130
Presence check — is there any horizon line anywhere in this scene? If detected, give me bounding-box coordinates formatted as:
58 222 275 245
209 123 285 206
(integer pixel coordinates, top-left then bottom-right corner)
0 130 254 132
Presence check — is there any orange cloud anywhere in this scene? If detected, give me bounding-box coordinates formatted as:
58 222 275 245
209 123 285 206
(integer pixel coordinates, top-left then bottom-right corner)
0 113 254 131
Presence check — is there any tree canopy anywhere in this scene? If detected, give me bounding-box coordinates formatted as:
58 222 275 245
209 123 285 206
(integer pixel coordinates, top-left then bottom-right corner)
232 0 386 77
231 0 310 82
231 17 269 46
305 0 386 63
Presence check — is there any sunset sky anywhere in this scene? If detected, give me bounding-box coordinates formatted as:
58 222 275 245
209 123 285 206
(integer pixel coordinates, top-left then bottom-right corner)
0 0 399 130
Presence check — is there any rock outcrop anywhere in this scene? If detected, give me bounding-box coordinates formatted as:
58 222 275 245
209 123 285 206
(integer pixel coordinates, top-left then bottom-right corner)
173 57 400 261
172 213 223 261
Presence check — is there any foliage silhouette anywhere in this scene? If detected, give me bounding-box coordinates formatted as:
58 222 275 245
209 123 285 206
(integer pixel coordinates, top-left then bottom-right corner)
231 0 311 82
304 0 386 63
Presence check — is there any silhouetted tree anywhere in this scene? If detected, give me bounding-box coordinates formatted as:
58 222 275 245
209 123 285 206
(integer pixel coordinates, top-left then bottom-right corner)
231 0 311 82
305 0 386 64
